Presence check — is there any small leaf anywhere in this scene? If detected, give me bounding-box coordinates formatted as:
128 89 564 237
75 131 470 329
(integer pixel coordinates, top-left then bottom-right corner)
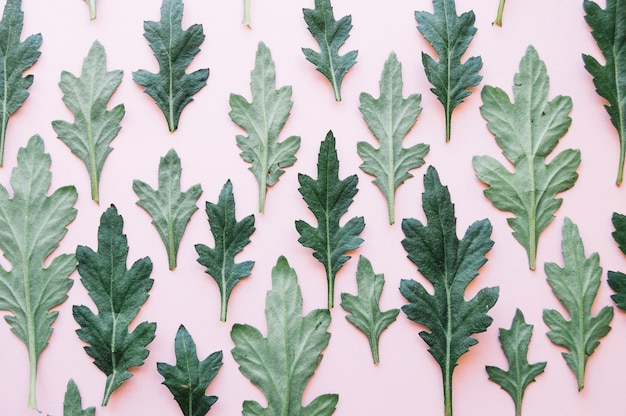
133 149 202 270
486 309 546 416
195 180 255 322
340 255 399 364
231 256 338 416
52 40 125 202
73 205 157 406
157 325 223 416
63 379 95 416
229 41 300 213
296 131 365 308
416 0 482 142
543 217 613 391
357 52 429 225
302 0 357 101
132 0 209 132
608 212 626 309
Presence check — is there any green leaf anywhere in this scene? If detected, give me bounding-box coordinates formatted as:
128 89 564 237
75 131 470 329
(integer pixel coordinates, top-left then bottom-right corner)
543 217 613 391
157 325 223 416
0 0 42 166
73 205 157 406
486 309 546 416
229 41 301 213
296 131 365 308
132 0 209 132
195 180 255 322
302 0 357 101
415 0 482 142
0 135 77 410
608 212 626 309
52 40 125 203
340 255 399 364
472 45 580 270
399 165 499 416
582 0 626 185
357 52 429 225
63 379 95 416
231 256 338 416
133 149 202 271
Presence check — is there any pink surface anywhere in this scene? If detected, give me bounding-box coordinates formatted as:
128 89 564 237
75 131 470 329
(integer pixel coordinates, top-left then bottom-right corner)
1 0 624 415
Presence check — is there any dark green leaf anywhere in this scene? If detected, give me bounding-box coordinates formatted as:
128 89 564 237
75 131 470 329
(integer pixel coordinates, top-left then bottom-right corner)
608 212 626 309
63 379 95 416
157 325 223 416
132 0 209 132
302 0 357 101
231 256 338 416
400 165 498 416
195 180 255 322
296 131 365 308
73 205 157 406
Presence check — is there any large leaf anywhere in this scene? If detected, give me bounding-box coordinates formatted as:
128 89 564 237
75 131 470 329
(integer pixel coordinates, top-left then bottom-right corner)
608 212 626 309
543 217 613 391
157 325 223 416
132 0 209 132
0 0 42 166
472 45 580 270
229 41 300 213
357 52 429 225
133 149 202 270
400 165 499 416
73 205 157 406
231 256 338 416
195 180 255 322
0 135 77 410
415 0 482 142
302 0 357 101
582 0 626 185
52 40 125 202
340 255 399 364
63 379 95 416
486 309 546 416
296 130 365 308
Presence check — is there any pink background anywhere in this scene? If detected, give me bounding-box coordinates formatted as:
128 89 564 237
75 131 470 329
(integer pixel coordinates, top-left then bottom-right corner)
1 0 624 415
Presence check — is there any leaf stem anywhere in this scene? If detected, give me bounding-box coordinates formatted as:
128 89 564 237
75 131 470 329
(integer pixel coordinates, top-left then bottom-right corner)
444 367 453 416
369 338 380 364
0 109 8 167
445 106 452 142
87 0 96 20
494 0 505 26
243 0 251 28
27 353 37 410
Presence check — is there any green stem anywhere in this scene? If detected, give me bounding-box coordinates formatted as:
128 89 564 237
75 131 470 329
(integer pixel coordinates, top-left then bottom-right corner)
327 273 334 308
494 0 505 26
444 366 453 416
445 106 452 143
220 295 228 322
0 110 8 167
243 0 251 28
87 0 97 20
369 338 380 365
27 353 38 410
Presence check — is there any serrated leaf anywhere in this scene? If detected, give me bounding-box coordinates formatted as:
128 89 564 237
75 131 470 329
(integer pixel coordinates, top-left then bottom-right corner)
415 0 482 142
608 212 626 309
302 0 357 101
357 52 429 225
73 205 157 406
52 40 125 202
542 217 613 391
0 135 77 410
296 131 365 308
399 165 499 416
133 149 202 271
0 0 42 166
132 0 209 132
472 45 580 270
157 325 223 416
486 309 546 416
582 0 626 185
340 255 399 364
63 379 95 416
231 256 338 416
195 180 255 322
229 41 300 213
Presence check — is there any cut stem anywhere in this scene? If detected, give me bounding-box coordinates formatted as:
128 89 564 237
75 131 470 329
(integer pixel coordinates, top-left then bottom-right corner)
87 0 96 20
243 0 251 28
494 0 505 26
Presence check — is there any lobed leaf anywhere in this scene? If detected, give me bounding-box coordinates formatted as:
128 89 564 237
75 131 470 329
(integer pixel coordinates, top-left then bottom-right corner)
609 212 626 309
63 379 96 416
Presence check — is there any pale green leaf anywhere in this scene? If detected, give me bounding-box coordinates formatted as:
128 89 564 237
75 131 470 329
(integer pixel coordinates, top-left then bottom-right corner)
63 379 95 416
608 212 626 309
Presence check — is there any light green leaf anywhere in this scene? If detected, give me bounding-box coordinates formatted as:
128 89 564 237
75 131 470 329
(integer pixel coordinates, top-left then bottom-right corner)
73 205 157 406
0 135 77 410
608 212 626 309
133 149 202 271
473 45 580 270
229 41 300 213
231 256 338 416
340 255 399 364
63 379 95 416
543 217 613 391
52 40 124 202
132 0 209 132
302 0 357 101
357 52 429 225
